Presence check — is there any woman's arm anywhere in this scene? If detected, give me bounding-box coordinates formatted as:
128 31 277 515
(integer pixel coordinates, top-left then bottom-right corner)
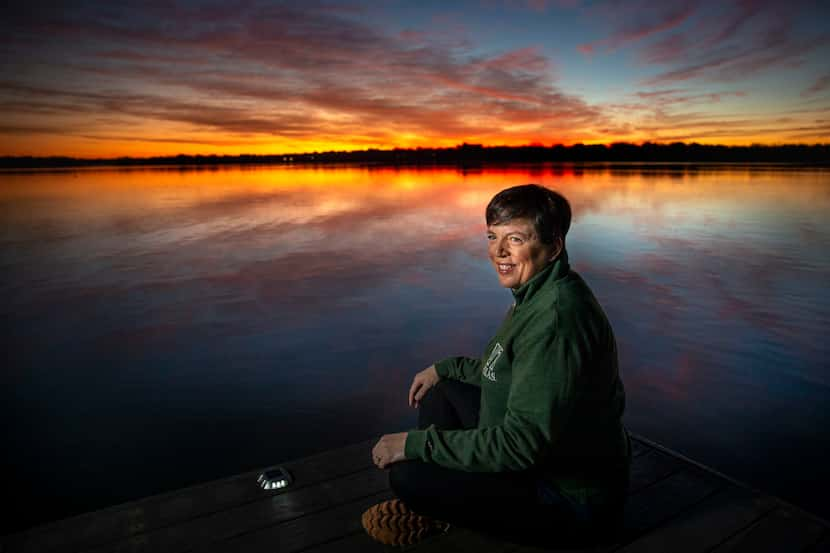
434 356 482 385
406 316 588 472
373 355 482 468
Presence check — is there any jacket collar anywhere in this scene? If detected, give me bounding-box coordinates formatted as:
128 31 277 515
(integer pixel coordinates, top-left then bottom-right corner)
510 249 570 307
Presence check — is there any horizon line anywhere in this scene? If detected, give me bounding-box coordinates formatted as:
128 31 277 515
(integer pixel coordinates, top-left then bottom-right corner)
3 141 830 164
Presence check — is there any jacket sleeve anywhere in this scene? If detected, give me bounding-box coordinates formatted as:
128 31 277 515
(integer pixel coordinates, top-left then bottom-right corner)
434 356 482 385
406 313 585 471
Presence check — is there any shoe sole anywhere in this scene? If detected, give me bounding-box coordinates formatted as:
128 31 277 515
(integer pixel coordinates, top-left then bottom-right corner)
361 499 445 546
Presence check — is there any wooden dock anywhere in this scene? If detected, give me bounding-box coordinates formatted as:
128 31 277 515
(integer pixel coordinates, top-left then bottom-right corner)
3 434 828 553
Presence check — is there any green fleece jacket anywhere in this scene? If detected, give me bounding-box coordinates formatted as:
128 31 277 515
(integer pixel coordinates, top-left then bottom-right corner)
405 250 629 504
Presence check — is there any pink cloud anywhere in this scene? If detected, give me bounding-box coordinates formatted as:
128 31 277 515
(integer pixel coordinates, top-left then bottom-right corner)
641 33 689 64
479 46 551 73
524 0 581 12
578 0 699 54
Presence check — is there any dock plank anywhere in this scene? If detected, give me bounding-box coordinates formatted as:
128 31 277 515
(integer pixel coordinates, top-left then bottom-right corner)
403 527 515 553
2 440 374 553
304 529 511 553
615 487 777 553
6 436 828 553
628 450 682 493
200 490 394 553
498 467 723 553
90 467 389 553
620 467 725 541
290 531 388 553
709 506 825 553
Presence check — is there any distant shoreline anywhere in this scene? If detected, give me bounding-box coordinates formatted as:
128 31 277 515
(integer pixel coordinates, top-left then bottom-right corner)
2 142 829 169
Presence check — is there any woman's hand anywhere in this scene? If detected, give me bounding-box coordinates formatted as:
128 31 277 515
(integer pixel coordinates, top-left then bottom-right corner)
408 364 440 408
372 432 407 469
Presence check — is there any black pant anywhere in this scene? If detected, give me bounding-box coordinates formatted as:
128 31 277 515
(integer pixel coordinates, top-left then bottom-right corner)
389 380 608 547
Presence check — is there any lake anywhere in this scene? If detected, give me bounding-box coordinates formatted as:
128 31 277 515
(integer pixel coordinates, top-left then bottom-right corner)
2 163 829 533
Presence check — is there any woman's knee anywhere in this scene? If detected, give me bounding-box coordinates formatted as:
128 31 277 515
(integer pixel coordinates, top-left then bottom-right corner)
418 380 480 430
416 381 450 429
418 380 442 408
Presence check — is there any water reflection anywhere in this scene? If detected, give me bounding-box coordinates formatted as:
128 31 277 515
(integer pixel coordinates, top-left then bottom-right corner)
1 164 829 532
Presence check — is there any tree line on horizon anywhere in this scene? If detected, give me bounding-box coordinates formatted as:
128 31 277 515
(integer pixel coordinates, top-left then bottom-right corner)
2 142 828 168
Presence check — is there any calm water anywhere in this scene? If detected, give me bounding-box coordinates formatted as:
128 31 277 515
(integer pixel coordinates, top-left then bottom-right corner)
2 164 829 533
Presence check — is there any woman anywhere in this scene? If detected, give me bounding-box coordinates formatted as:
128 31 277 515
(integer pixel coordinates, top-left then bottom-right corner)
363 184 629 547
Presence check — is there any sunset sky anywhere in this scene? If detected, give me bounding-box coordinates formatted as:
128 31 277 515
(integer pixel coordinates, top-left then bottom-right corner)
1 0 829 158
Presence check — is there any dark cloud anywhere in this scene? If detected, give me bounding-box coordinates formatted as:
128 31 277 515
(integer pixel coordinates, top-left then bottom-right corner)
605 86 830 143
634 89 746 106
578 0 699 54
575 0 829 89
641 3 829 85
802 73 830 97
0 123 69 135
76 134 254 146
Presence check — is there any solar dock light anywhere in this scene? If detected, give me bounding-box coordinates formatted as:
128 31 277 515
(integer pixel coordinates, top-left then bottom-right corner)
257 466 293 490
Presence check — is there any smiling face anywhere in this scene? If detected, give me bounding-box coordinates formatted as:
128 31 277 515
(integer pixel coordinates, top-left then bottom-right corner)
487 218 559 289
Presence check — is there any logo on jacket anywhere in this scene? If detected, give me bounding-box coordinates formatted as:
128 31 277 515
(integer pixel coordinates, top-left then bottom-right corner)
483 342 503 382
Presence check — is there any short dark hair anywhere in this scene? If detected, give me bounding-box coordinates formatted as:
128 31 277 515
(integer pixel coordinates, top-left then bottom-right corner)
485 184 571 245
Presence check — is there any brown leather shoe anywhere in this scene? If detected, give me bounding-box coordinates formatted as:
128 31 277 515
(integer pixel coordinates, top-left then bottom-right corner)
361 499 450 546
